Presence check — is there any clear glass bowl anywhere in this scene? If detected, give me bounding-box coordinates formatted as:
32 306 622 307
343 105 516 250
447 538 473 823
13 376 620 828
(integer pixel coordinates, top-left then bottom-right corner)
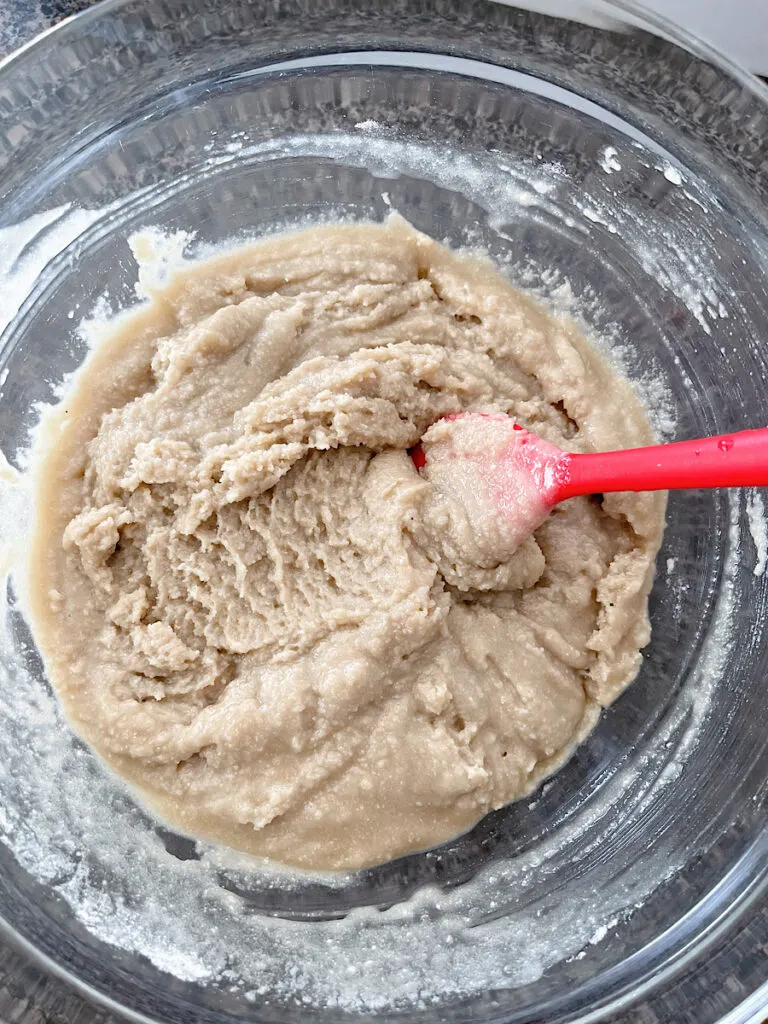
0 1 767 1022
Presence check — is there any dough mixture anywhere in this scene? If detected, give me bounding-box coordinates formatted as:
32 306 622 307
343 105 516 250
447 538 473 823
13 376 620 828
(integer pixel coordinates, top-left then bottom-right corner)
29 217 665 870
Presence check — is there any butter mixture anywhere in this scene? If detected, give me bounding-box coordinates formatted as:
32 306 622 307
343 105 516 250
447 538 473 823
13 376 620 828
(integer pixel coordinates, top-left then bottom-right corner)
29 217 664 870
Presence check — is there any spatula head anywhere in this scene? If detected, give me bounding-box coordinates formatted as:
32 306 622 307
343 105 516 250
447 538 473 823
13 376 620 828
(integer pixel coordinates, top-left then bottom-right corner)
412 412 566 557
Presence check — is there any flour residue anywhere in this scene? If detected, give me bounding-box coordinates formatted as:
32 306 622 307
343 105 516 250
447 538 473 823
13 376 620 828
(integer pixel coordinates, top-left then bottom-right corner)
658 163 684 186
599 147 622 174
130 227 196 295
0 205 102 337
354 119 381 133
746 490 767 577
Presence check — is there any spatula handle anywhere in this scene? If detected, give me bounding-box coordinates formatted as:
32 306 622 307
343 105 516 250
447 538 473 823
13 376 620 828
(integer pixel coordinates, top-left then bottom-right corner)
557 428 768 500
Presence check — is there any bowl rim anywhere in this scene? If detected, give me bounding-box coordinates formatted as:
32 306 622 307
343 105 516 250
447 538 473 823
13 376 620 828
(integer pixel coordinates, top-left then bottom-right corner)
3 0 766 103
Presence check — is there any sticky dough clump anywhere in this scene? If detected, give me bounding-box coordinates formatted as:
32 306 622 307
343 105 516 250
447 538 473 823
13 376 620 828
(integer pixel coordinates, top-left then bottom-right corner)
29 217 665 870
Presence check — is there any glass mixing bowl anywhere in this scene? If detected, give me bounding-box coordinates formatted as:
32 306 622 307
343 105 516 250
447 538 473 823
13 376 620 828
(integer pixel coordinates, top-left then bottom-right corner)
0 1 767 1021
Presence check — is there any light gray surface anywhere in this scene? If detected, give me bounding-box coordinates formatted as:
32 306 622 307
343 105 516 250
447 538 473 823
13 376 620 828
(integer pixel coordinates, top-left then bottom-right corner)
641 0 768 74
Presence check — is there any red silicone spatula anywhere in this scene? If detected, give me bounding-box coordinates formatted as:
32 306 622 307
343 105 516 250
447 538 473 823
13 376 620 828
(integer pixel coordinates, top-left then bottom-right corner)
411 413 768 515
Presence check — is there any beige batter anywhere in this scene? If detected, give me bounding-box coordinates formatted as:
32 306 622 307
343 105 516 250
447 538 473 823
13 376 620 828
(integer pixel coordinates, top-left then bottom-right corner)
29 217 665 871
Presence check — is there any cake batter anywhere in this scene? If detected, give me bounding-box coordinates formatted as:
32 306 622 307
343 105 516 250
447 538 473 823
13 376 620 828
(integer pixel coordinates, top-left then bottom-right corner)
28 217 665 870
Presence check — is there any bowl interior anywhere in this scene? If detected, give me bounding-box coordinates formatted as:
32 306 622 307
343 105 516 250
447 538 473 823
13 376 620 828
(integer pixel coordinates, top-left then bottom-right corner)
0 3 768 1023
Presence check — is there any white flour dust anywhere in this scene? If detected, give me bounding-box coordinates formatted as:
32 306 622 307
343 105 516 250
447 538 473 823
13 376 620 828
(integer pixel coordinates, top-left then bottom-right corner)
354 119 381 133
746 490 768 577
0 130 750 1014
0 205 102 337
599 146 622 174
658 162 684 186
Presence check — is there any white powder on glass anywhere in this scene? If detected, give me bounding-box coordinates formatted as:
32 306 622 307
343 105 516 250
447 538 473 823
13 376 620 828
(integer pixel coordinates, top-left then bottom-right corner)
599 146 622 174
746 490 768 577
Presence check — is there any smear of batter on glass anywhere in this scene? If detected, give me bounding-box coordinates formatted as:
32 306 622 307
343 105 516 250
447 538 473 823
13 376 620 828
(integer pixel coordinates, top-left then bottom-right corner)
28 216 665 870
